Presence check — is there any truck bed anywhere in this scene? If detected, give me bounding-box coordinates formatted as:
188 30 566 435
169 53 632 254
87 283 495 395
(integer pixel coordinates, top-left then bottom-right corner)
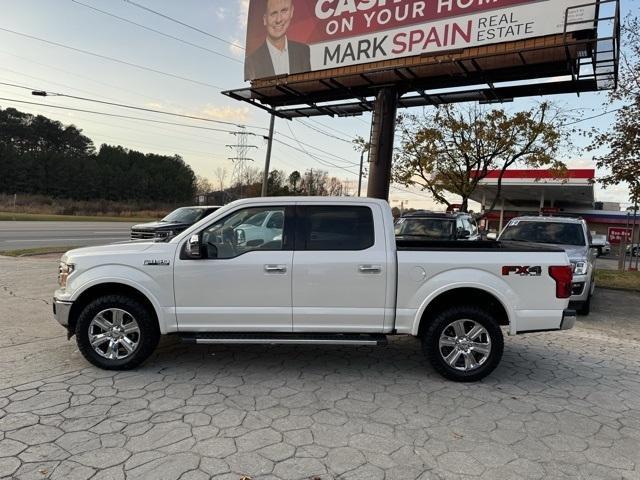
396 239 563 252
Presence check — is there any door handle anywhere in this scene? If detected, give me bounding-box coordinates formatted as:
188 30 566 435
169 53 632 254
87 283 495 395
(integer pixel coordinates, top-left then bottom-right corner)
264 264 287 273
359 265 382 274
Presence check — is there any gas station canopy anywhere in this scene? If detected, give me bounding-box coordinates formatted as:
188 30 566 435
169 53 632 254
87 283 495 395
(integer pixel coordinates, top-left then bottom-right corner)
471 169 595 210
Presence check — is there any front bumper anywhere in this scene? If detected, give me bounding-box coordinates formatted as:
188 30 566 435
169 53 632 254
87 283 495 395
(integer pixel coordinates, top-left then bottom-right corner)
570 273 590 302
53 298 73 327
560 309 577 330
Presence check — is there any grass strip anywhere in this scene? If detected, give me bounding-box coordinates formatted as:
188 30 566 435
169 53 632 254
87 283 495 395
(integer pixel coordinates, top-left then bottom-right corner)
595 269 640 292
0 246 80 257
0 212 154 222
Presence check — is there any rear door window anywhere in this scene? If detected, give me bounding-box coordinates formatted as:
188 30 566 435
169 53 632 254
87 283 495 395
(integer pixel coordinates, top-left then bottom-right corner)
299 206 374 251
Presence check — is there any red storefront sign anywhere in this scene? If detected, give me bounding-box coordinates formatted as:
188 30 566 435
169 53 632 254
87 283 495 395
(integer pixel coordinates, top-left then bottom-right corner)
608 227 632 244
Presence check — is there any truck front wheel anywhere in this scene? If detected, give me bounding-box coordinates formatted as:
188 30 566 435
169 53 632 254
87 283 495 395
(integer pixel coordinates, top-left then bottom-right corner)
75 295 160 370
422 306 504 382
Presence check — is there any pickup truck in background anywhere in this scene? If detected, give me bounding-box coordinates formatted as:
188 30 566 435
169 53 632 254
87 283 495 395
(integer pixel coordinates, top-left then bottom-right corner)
498 216 596 315
130 205 221 241
53 198 575 382
394 211 480 241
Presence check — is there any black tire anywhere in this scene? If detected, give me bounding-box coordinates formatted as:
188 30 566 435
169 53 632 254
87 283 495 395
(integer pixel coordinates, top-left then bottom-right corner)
576 294 591 315
422 305 504 382
75 294 160 370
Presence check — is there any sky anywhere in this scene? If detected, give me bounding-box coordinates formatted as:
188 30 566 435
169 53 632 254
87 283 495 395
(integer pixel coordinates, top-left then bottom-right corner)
0 0 637 211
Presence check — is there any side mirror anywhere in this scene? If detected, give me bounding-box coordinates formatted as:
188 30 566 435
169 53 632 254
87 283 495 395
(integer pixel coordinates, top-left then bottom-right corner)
235 228 245 245
486 232 498 241
184 234 202 259
459 230 471 239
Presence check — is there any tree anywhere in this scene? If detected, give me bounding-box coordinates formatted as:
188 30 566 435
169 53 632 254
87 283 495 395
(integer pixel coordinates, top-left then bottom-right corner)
394 102 568 212
288 170 301 194
327 177 344 196
266 169 289 196
589 16 640 205
300 169 329 196
214 166 228 192
195 175 214 196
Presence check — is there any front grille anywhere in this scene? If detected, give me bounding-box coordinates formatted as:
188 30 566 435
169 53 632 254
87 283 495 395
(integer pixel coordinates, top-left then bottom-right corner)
131 230 155 240
571 282 585 296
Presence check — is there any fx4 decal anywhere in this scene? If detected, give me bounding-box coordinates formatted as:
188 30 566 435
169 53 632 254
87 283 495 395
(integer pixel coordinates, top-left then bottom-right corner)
502 266 542 276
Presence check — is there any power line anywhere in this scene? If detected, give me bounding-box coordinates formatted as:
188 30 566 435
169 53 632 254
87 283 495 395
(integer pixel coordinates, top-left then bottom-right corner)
564 107 623 126
276 128 359 167
0 97 248 135
296 119 354 144
306 117 359 140
0 67 128 104
123 0 245 51
0 27 223 90
283 123 359 175
0 49 186 107
0 81 252 128
0 82 366 167
70 0 242 64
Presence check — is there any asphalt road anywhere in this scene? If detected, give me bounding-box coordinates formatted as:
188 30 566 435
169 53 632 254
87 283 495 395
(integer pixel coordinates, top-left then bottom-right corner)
0 221 138 250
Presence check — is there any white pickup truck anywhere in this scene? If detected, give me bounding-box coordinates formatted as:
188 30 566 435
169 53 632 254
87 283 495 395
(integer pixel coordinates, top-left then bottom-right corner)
53 197 576 382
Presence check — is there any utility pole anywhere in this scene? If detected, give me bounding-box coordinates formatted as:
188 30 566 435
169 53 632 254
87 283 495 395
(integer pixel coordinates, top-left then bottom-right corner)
358 149 365 197
261 114 276 197
227 127 257 199
630 190 639 271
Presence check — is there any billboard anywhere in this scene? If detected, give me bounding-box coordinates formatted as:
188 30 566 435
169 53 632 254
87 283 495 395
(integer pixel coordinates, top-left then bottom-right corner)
244 0 596 81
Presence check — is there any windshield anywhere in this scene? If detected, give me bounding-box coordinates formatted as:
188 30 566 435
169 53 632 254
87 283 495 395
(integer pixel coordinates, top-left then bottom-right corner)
500 221 586 246
395 217 455 240
161 207 206 224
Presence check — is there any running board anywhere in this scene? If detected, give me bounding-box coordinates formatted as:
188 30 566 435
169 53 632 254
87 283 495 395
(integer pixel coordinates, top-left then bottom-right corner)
180 332 388 346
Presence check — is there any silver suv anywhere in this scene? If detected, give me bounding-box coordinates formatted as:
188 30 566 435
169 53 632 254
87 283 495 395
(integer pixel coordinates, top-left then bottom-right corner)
499 216 596 315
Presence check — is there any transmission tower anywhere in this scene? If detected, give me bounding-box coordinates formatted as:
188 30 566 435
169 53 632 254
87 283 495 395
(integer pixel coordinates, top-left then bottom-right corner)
226 127 258 199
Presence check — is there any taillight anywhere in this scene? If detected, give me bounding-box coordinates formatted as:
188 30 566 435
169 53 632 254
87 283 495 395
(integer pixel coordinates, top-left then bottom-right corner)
549 266 573 298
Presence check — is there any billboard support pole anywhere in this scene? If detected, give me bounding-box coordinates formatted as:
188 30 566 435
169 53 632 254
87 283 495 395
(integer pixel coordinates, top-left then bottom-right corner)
261 114 276 197
367 87 398 200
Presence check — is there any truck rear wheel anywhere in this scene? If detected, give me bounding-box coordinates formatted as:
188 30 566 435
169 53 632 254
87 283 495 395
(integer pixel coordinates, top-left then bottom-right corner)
75 295 159 370
422 306 504 382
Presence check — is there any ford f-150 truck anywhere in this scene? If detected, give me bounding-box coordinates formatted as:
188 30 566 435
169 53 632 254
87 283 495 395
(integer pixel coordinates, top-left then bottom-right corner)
53 197 576 382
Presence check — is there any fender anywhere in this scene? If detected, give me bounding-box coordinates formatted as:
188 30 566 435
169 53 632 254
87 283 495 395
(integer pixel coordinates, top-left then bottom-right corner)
409 268 518 336
66 264 176 334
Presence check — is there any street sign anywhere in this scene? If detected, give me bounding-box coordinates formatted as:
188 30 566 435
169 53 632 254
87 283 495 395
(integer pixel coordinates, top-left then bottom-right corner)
541 207 560 215
608 227 632 244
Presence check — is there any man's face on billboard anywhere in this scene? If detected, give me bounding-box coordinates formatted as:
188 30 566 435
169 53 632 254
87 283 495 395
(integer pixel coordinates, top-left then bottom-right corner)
264 0 294 43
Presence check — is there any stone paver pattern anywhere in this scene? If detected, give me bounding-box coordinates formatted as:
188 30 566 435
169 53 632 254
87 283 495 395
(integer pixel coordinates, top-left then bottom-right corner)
1 256 640 479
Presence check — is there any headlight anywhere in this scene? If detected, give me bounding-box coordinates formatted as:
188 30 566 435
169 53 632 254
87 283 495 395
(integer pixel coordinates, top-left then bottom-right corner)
154 230 174 240
58 262 75 288
572 261 588 275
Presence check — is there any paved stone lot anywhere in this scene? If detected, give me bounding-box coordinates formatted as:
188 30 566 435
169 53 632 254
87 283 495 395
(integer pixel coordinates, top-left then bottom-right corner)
1 256 640 480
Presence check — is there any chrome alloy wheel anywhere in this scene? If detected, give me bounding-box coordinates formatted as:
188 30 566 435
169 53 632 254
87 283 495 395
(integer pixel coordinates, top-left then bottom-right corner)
88 308 141 360
438 319 491 372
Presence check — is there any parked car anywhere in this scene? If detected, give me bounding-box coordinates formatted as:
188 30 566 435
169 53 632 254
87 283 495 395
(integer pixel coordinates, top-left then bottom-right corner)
499 216 596 315
626 244 639 256
394 211 480 241
53 197 575 382
591 234 611 256
130 206 221 241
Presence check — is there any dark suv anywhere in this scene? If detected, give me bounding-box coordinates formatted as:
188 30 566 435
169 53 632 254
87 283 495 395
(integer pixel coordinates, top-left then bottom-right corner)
394 211 480 241
130 206 221 241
